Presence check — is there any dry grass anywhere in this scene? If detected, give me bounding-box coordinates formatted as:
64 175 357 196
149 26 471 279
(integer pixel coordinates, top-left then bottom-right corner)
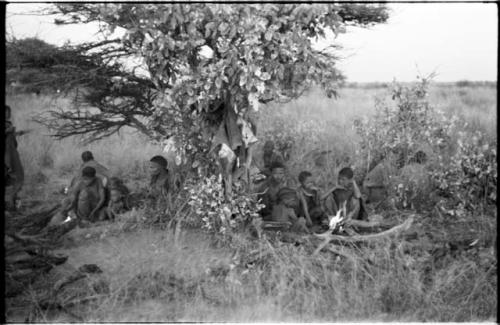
7 94 161 186
4 81 497 322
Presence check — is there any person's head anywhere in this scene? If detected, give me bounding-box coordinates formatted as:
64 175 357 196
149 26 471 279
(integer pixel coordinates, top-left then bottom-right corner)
298 170 315 188
81 166 97 186
149 155 168 176
81 151 94 163
263 140 275 155
109 177 123 188
5 105 11 121
277 187 299 209
411 150 428 164
270 161 286 183
338 167 354 189
110 188 124 203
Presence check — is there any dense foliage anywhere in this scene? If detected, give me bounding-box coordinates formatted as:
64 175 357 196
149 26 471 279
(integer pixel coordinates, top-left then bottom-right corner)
354 77 497 214
23 4 388 148
185 175 264 238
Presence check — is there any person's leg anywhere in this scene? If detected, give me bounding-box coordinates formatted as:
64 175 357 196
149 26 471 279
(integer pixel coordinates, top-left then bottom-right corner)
97 208 108 222
293 217 310 233
323 194 338 216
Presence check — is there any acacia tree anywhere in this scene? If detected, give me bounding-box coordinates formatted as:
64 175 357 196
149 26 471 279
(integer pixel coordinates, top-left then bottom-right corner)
34 4 388 182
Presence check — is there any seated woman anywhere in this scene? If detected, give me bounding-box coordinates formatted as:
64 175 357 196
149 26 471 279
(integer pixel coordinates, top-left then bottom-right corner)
147 155 177 206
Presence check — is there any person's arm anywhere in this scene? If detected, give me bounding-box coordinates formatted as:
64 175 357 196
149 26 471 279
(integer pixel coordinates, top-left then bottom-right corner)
89 184 106 219
352 179 362 199
163 177 173 207
104 205 113 221
298 191 312 226
321 185 342 200
15 129 31 136
288 208 298 222
66 185 80 214
346 196 360 221
323 190 339 216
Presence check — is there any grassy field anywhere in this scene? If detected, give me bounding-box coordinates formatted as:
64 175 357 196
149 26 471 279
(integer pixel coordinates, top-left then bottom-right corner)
5 81 497 322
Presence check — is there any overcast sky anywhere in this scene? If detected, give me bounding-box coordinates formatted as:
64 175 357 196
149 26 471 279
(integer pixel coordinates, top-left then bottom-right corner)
5 3 498 82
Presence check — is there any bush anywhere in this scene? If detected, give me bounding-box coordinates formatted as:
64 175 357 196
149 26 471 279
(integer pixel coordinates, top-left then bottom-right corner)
185 175 264 240
354 76 497 214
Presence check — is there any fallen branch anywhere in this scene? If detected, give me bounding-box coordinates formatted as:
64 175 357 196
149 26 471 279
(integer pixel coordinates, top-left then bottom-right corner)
345 219 393 229
313 216 414 255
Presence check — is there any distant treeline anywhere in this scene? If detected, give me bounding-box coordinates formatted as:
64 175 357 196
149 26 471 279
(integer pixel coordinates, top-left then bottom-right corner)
343 80 497 89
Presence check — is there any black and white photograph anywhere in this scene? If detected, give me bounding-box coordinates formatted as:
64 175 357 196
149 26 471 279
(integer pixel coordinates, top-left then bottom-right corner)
4 2 497 322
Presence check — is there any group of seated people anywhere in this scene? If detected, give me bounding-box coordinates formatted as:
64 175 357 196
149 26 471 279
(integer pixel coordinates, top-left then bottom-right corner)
59 142 367 235
256 160 367 234
57 151 178 225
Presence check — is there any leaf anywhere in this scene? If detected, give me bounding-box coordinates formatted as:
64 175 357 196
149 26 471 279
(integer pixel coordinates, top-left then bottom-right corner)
215 77 222 89
260 72 271 81
205 22 215 38
265 30 274 41
248 92 259 112
239 74 246 87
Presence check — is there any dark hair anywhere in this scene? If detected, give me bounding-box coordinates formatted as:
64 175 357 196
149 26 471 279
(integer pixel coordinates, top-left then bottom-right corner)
82 166 96 178
410 150 428 164
298 171 312 184
150 155 168 169
338 167 354 179
264 140 274 150
270 161 285 171
277 187 298 203
81 151 94 162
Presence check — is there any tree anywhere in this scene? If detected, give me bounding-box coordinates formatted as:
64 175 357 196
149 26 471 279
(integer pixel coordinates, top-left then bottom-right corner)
29 4 389 192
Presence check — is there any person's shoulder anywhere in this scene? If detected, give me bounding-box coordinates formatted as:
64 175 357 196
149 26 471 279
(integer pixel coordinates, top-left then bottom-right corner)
73 179 85 191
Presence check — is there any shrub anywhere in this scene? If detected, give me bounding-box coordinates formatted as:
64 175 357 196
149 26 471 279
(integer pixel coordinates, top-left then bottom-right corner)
431 130 497 212
354 76 497 214
185 175 264 240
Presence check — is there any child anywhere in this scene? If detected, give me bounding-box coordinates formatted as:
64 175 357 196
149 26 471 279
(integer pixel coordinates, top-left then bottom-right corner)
104 188 128 221
297 171 328 229
66 166 107 222
104 177 130 220
271 187 309 233
324 167 367 221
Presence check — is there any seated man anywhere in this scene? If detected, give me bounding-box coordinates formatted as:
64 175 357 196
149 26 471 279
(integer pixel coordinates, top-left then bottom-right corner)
64 166 107 223
269 187 309 233
324 167 367 221
256 161 292 219
69 151 110 192
297 171 327 229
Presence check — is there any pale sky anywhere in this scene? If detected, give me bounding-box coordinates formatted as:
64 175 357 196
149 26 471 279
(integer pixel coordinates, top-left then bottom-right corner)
5 3 498 82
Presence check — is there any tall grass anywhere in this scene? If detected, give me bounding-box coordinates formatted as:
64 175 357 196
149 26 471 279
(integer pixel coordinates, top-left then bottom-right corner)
21 226 495 322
